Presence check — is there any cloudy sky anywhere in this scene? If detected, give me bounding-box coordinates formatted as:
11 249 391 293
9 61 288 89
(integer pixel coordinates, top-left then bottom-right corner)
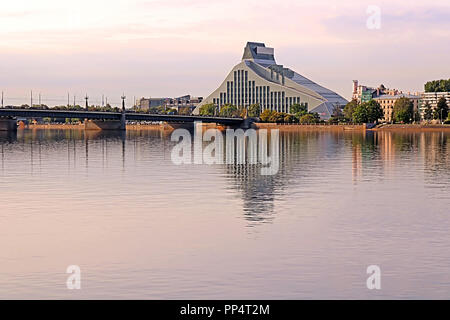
1 0 449 106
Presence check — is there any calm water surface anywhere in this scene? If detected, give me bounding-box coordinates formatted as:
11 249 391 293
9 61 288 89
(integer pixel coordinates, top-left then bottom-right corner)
0 128 449 299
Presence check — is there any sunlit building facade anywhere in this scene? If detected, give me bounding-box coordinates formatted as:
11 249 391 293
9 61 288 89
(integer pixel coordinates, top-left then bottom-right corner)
374 94 420 122
194 42 347 119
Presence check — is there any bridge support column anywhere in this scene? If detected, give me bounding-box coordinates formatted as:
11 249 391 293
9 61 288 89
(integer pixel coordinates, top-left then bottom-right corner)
120 112 126 131
240 118 256 129
0 119 17 132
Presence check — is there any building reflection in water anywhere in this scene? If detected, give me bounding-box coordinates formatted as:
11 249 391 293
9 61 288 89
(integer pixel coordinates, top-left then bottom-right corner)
1 128 449 227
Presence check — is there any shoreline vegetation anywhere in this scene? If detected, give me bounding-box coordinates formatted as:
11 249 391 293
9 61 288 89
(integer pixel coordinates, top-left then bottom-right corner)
21 122 450 132
7 92 449 132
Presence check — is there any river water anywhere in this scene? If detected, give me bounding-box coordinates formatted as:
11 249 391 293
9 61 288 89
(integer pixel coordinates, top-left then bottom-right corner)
0 128 449 299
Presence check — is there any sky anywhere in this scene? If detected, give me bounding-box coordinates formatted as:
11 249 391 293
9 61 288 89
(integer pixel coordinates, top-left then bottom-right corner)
0 0 449 106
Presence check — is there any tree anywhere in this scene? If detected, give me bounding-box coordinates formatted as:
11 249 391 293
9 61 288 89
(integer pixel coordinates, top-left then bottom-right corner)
332 105 343 118
260 109 272 122
284 114 296 123
329 105 346 123
366 100 384 123
425 79 450 92
393 97 414 123
414 109 421 123
344 99 358 120
199 103 216 116
178 106 192 115
269 111 285 123
290 103 307 115
148 106 159 114
299 113 317 124
352 103 368 123
434 97 449 122
219 104 238 117
247 104 260 117
423 102 434 120
352 100 383 123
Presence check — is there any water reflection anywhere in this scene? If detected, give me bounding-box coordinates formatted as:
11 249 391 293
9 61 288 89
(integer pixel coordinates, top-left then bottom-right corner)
1 128 450 299
1 128 449 225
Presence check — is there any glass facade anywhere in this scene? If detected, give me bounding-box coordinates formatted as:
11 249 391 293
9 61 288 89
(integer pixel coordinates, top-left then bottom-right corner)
212 69 304 113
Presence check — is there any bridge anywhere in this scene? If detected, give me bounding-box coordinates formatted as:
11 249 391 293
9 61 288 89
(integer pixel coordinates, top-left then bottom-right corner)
0 108 246 131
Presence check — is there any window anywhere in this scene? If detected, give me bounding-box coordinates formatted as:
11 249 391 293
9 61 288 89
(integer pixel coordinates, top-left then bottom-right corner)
252 81 255 103
263 86 266 109
271 92 274 110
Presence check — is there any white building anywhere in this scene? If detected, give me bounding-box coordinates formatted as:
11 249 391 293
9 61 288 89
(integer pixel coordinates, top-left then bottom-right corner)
194 42 348 119
419 92 450 117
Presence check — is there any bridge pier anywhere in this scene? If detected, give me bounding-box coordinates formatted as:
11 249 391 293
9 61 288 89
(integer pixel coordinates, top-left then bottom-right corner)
0 119 17 132
240 117 257 129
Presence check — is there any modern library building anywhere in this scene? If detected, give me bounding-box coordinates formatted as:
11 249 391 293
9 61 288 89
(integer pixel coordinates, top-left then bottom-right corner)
194 42 347 119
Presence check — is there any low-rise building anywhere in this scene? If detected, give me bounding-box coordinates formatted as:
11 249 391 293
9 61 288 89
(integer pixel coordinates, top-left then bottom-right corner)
164 95 203 113
419 91 450 118
137 95 203 114
352 80 401 103
374 93 420 122
138 97 168 110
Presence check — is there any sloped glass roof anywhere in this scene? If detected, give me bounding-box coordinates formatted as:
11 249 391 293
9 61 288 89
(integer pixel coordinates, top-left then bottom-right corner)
242 42 348 107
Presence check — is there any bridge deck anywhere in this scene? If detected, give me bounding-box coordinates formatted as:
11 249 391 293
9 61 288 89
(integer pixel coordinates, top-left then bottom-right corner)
0 109 243 125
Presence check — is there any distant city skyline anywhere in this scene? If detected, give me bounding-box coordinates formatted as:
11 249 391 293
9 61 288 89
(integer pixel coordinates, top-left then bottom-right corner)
1 0 449 106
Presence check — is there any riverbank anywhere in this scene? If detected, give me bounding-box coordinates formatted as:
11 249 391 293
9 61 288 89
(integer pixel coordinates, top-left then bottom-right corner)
370 124 450 131
20 122 450 132
24 123 164 130
254 123 367 131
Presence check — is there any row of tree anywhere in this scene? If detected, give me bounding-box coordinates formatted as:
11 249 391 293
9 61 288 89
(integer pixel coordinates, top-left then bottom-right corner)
343 97 449 124
198 103 251 118
424 79 450 93
342 100 384 123
199 97 450 124
198 102 321 123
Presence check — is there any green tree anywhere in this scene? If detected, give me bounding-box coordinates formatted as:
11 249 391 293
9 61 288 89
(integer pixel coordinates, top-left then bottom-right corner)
299 113 317 124
434 97 449 122
199 103 216 116
247 103 260 117
425 79 450 92
219 104 238 117
352 100 383 123
352 103 369 123
423 102 434 120
284 114 296 123
269 111 285 123
392 97 414 123
148 106 159 114
414 109 421 123
260 109 272 122
344 99 358 120
329 105 346 123
290 103 307 115
366 100 384 123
